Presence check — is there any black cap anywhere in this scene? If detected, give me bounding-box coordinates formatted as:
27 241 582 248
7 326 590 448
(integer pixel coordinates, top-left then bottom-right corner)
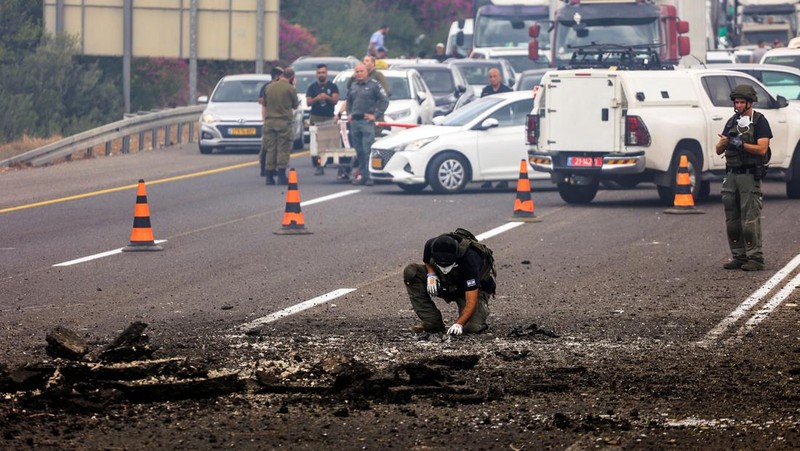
431 236 458 266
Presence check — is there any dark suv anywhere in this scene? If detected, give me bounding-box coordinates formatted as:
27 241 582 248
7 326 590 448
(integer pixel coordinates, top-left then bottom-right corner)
390 63 476 116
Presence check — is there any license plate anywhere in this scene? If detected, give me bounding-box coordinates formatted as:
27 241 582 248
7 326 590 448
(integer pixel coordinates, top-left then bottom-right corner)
371 158 382 169
567 156 603 167
229 127 256 136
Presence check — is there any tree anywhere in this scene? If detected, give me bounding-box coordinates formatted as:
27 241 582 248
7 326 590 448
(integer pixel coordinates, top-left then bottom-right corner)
0 0 42 63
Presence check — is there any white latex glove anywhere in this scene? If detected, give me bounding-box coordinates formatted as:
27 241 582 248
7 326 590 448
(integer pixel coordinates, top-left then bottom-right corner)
447 323 463 336
426 273 439 297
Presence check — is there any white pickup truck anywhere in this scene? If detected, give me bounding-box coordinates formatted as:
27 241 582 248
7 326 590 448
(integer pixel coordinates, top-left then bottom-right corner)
526 68 800 204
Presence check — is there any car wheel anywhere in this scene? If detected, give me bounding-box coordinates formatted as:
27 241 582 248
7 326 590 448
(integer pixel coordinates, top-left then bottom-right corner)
557 180 599 204
199 144 213 154
397 183 427 193
657 149 702 206
427 152 470 194
787 145 800 199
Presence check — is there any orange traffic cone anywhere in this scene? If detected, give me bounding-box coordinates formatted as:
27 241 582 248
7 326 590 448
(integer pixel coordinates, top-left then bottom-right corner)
509 159 541 222
274 168 312 235
122 179 164 251
664 155 704 215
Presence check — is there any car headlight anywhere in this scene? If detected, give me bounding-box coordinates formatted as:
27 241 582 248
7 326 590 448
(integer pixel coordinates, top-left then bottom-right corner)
386 108 411 120
201 113 219 124
392 136 437 152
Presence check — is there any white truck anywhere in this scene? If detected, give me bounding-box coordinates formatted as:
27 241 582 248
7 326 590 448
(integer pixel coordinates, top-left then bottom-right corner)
526 68 800 204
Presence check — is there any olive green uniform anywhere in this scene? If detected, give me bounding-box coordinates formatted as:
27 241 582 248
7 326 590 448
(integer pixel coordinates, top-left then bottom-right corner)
263 79 298 172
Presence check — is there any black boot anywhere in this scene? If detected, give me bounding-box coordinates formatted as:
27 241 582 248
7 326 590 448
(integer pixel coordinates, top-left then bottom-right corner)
265 170 275 185
276 168 289 185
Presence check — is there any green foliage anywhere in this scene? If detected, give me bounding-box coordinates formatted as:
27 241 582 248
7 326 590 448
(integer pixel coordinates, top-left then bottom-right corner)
0 0 42 63
0 34 121 143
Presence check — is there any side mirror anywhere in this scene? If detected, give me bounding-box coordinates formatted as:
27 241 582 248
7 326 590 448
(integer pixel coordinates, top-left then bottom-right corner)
457 85 467 93
432 116 445 125
777 95 788 108
678 36 690 57
456 31 464 47
677 20 689 35
417 91 428 104
479 118 499 129
457 19 465 29
528 23 540 39
198 95 209 104
528 39 540 61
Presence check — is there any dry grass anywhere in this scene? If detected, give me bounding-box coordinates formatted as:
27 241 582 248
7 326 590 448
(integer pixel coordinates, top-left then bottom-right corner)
0 135 64 162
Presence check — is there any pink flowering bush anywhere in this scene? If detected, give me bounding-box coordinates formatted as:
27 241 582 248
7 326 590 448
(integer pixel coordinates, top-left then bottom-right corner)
279 18 318 64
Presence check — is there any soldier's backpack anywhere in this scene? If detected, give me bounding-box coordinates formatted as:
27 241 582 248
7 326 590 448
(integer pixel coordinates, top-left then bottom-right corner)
446 228 496 293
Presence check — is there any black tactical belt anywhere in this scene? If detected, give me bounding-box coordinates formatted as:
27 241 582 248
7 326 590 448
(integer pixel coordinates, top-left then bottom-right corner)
727 166 758 174
350 114 365 120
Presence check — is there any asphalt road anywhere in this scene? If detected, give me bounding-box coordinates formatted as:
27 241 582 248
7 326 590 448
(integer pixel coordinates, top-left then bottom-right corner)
2 141 800 448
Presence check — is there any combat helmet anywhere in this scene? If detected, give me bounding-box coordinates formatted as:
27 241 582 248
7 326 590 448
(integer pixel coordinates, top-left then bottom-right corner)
729 84 758 103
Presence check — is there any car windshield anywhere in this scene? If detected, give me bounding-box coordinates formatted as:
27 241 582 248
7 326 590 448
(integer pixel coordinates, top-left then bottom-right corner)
517 73 545 91
763 55 800 70
502 54 549 72
415 69 454 93
554 18 660 66
475 15 548 49
386 76 411 99
295 74 317 96
293 60 354 72
440 96 504 126
761 70 800 100
455 64 500 85
211 79 266 102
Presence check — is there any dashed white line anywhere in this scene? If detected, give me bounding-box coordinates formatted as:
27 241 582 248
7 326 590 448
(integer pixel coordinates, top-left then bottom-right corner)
53 240 168 267
237 288 356 331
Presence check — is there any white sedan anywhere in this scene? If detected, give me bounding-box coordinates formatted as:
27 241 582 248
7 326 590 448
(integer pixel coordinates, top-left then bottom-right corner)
369 91 547 193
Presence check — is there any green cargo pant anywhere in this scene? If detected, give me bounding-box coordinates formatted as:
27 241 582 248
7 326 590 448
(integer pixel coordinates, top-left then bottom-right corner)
721 172 763 264
263 120 292 171
403 263 489 333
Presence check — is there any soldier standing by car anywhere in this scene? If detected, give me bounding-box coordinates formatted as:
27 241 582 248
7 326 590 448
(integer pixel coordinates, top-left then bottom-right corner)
342 63 388 186
403 229 495 335
306 64 339 175
715 84 772 271
263 67 299 186
258 66 284 177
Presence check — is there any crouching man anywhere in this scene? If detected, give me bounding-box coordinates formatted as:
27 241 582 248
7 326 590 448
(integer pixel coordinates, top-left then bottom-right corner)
403 229 496 335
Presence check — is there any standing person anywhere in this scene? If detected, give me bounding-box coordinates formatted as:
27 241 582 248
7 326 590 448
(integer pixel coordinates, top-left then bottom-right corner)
342 63 388 186
480 67 513 189
403 229 495 335
258 66 283 177
481 68 512 98
306 64 339 175
263 67 299 186
368 25 389 57
715 84 772 271
750 40 767 63
434 43 448 62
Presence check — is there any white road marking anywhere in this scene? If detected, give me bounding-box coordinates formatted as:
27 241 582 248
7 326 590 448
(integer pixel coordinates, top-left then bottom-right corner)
53 240 168 267
476 221 525 241
237 288 356 331
699 253 800 345
738 271 800 337
300 189 359 207
51 190 360 267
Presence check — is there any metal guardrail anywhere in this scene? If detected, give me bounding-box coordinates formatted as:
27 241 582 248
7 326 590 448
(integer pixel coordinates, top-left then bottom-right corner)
0 105 205 168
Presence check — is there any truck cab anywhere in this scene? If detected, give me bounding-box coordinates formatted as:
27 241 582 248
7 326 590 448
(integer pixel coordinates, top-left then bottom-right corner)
473 1 550 54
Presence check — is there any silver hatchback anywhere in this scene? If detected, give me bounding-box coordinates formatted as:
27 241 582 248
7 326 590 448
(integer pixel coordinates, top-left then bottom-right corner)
198 74 303 154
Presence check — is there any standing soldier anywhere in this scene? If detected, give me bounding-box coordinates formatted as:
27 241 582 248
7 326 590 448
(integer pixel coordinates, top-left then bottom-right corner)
306 64 339 175
715 84 772 271
403 229 496 335
258 66 283 177
263 67 299 186
342 63 388 186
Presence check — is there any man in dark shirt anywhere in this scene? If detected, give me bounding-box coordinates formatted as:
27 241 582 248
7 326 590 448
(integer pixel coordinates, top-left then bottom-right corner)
480 68 512 98
306 64 339 175
403 233 494 335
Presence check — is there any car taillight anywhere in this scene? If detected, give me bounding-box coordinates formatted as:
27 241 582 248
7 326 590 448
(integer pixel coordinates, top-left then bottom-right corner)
625 115 651 147
526 114 539 145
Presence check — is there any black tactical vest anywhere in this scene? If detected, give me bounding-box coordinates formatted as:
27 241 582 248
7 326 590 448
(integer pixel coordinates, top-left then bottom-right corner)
724 111 768 168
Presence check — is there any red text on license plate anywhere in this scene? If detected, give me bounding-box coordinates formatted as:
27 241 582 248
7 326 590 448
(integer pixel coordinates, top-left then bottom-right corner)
567 156 603 167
